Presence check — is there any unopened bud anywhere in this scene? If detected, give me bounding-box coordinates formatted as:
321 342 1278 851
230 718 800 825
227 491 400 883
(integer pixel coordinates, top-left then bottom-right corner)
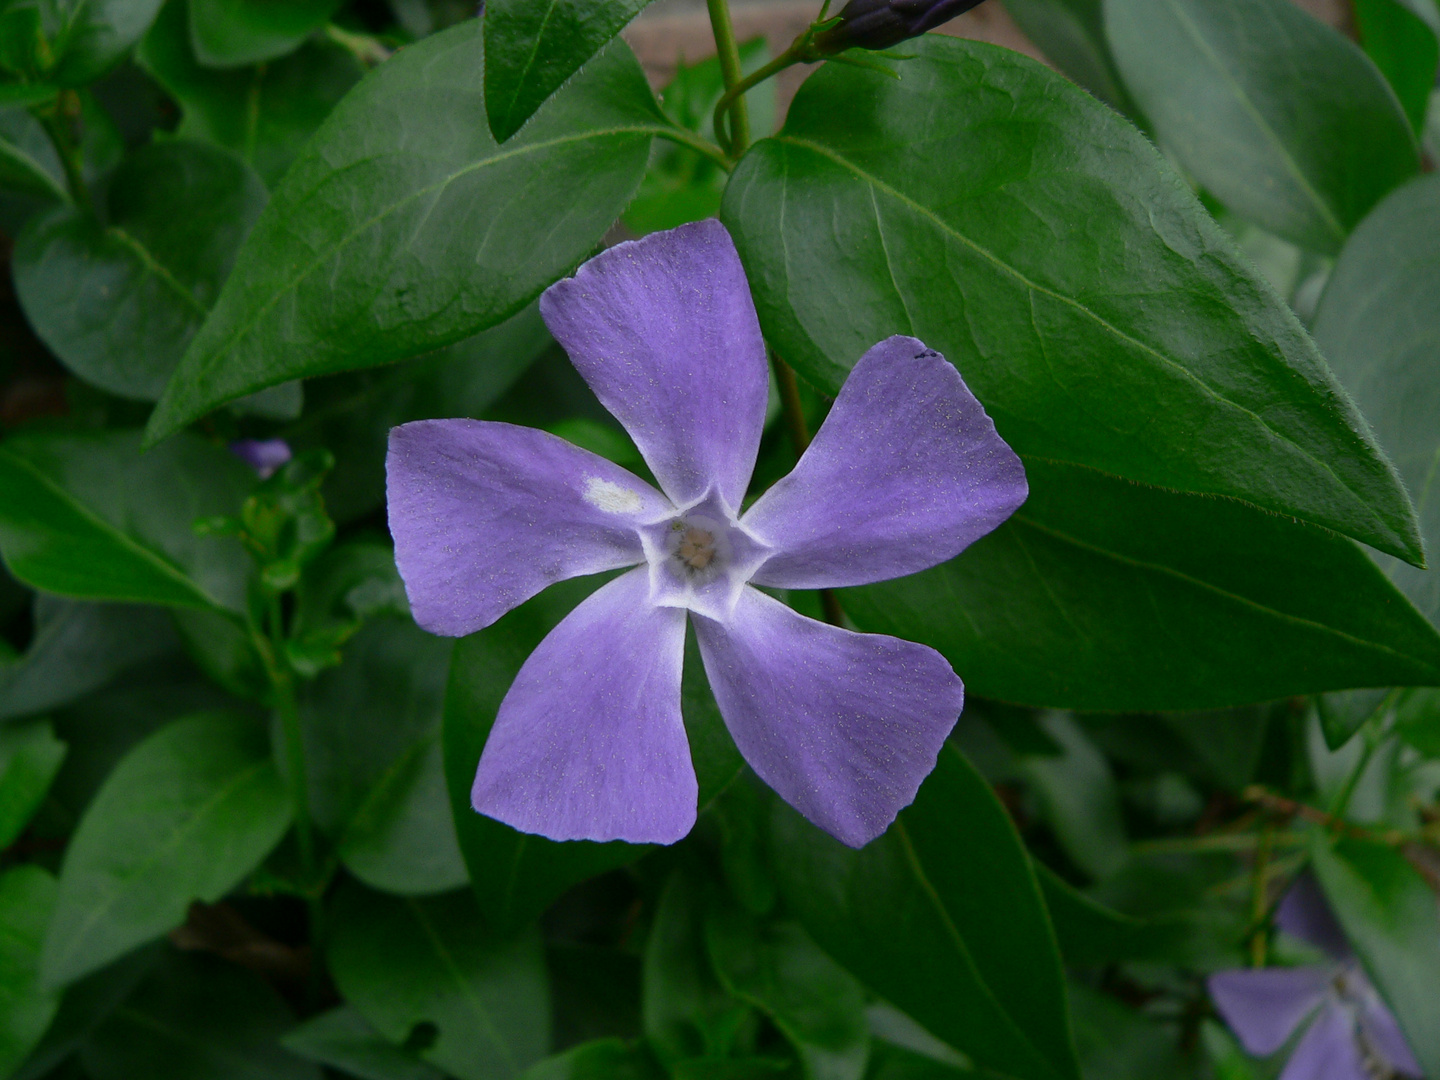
814 0 989 53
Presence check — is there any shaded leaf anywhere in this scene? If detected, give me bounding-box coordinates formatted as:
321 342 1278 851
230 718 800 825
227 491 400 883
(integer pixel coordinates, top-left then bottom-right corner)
1017 714 1127 881
13 140 267 401
998 0 1136 113
845 459 1440 710
49 0 166 86
145 23 664 441
0 107 67 201
282 1007 447 1080
41 712 291 987
721 35 1423 564
188 0 341 67
0 867 60 1078
80 950 319 1080
1106 0 1418 253
328 883 550 1080
0 430 255 614
517 1039 662 1080
1354 0 1440 133
0 720 67 848
770 745 1077 1080
1036 866 1190 968
1314 173 1440 630
484 0 652 142
138 0 362 188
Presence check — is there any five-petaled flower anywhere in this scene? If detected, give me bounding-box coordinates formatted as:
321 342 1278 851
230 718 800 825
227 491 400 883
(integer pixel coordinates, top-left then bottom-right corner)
386 220 1026 847
1209 875 1421 1080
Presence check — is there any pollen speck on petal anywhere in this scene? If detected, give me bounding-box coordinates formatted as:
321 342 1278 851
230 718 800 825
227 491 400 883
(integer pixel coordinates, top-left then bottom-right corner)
583 476 646 515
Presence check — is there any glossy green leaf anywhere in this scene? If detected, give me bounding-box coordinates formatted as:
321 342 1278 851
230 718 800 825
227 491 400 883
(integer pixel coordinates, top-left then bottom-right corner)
0 720 67 848
770 745 1077 1080
0 430 254 614
484 0 652 142
189 0 341 67
444 577 743 930
1354 0 1440 133
0 867 60 1078
145 21 663 442
1314 174 1440 630
282 1007 447 1080
0 596 177 720
1106 0 1419 254
80 951 320 1080
41 712 291 987
138 0 362 188
707 908 870 1080
1311 835 1440 1078
517 1039 662 1080
13 140 267 401
49 0 166 86
721 35 1423 564
303 618 467 896
998 0 1136 113
0 107 67 201
328 883 550 1080
845 459 1440 710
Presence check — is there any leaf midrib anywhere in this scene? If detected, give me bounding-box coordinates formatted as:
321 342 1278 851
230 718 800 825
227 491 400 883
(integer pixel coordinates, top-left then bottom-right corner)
106 225 208 315
771 134 1396 555
0 446 221 612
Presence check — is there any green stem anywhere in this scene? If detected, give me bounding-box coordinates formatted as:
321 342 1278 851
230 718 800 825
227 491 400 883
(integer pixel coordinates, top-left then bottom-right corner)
711 46 800 154
36 90 89 210
254 603 317 889
1248 822 1275 967
653 124 733 172
706 0 752 155
1130 832 1304 856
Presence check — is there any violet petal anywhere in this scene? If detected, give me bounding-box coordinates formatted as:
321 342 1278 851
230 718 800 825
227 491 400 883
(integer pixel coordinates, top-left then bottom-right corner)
1279 1001 1366 1080
1208 966 1332 1056
470 568 694 844
1277 873 1352 959
1359 992 1422 1077
230 437 292 478
693 586 964 847
744 336 1027 589
539 220 769 509
387 419 669 636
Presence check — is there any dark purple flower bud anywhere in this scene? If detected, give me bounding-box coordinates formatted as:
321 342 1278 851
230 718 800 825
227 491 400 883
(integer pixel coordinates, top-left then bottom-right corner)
814 0 990 53
230 438 293 480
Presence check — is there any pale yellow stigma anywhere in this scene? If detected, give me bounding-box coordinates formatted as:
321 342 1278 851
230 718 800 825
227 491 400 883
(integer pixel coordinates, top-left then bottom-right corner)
677 526 716 570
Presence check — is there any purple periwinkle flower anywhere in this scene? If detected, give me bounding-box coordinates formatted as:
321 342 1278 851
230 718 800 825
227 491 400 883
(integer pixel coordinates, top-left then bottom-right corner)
814 0 990 53
1208 875 1421 1080
230 438 293 479
386 220 1026 847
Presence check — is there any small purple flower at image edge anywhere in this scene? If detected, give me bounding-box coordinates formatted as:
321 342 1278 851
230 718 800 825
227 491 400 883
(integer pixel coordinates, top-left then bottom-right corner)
1209 874 1423 1080
230 437 293 480
385 219 1027 848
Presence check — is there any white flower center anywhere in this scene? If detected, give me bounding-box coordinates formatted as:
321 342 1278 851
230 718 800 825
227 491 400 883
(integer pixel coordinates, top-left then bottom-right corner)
637 492 772 623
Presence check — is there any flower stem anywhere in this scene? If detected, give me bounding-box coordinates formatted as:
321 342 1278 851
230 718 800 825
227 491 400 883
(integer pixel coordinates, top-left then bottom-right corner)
706 0 752 155
1248 821 1275 967
653 123 733 171
711 47 798 154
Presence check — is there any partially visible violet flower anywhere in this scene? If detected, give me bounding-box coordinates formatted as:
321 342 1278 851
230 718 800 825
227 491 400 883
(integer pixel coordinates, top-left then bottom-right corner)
1208 875 1421 1080
386 220 1027 847
230 438 292 479
814 0 990 53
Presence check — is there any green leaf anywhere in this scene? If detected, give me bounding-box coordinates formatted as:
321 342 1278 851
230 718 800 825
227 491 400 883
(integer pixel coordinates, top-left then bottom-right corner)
720 35 1423 565
1106 0 1419 254
0 107 67 201
517 1039 662 1080
49 0 166 86
138 0 362 188
328 882 551 1080
0 867 60 1078
13 140 267 401
707 908 870 1080
287 302 551 524
80 950 320 1080
1036 866 1189 968
0 596 178 720
1310 835 1440 1079
303 618 467 896
0 430 255 614
1395 686 1440 756
1016 714 1127 881
1354 0 1440 133
145 21 663 442
0 720 67 848
1314 173 1440 630
484 0 653 142
188 0 341 67
443 578 652 931
844 459 1440 710
1067 984 1196 1080
998 0 1137 113
769 745 1077 1080
282 1006 448 1080
41 712 291 988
